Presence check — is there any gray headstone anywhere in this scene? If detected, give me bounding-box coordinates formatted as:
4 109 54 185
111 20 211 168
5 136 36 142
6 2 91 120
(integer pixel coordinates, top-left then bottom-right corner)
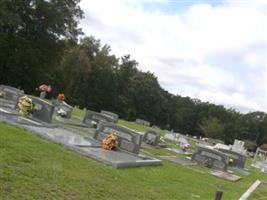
0 85 24 102
100 110 119 123
192 145 229 171
52 99 73 119
31 97 55 123
231 139 246 154
59 102 73 119
52 99 62 107
143 129 160 146
252 147 267 172
218 148 247 169
94 122 142 154
83 110 116 125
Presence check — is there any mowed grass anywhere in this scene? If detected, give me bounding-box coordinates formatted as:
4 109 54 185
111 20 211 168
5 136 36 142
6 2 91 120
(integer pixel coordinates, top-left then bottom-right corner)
72 107 85 119
248 183 267 200
1 123 267 199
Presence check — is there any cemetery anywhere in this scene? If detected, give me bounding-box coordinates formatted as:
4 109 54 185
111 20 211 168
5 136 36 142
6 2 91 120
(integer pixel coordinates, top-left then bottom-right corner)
0 85 266 199
1 1 266 199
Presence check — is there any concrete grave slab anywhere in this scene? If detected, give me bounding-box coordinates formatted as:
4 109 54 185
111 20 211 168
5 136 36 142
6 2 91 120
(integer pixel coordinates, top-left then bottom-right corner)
210 170 241 182
1 114 161 168
79 147 161 168
159 156 196 166
167 148 193 155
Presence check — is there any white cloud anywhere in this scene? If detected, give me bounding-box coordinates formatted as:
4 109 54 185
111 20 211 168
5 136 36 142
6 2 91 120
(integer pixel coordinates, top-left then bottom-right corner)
79 0 267 113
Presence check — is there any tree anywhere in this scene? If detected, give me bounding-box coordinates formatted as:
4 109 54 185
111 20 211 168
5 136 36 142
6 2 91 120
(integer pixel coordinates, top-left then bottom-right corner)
57 47 91 106
0 0 83 93
199 117 225 140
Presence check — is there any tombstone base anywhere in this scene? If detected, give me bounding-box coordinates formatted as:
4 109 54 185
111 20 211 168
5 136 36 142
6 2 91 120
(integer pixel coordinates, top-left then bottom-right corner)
54 115 95 128
80 147 162 168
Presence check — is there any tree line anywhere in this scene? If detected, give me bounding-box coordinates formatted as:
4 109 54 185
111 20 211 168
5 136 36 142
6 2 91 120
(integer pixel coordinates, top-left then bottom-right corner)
0 0 266 149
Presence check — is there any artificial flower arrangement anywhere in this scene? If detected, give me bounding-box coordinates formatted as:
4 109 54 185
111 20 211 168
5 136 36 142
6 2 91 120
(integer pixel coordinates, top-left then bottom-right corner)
57 93 65 101
18 95 33 117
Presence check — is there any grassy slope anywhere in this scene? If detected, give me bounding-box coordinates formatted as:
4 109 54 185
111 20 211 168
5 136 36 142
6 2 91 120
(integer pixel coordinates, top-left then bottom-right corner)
1 123 267 200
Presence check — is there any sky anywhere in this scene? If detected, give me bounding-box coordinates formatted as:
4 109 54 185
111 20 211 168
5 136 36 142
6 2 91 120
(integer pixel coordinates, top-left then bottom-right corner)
79 0 267 113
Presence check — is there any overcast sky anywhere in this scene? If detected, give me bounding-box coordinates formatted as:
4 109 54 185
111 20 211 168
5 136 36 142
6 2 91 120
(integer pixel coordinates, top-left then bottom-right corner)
79 0 267 113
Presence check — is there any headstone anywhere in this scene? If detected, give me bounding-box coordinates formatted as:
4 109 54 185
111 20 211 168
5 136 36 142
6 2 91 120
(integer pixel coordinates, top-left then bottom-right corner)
59 101 73 118
31 97 55 123
164 131 179 141
51 99 62 107
252 147 267 173
52 100 73 119
100 110 119 123
191 145 229 171
143 129 160 146
83 110 116 126
231 139 246 154
218 148 247 169
0 85 24 102
94 122 142 154
136 118 150 126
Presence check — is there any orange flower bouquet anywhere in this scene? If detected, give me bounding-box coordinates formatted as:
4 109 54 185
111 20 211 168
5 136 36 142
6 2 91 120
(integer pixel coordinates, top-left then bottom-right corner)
57 93 65 101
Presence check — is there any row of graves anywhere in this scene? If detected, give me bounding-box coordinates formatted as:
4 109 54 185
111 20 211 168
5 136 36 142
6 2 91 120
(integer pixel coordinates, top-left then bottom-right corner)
0 85 162 168
163 131 254 181
1 84 267 186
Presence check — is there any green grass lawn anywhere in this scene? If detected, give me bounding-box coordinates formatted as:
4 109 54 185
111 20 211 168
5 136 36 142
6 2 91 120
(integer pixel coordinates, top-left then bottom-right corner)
72 106 86 118
249 183 267 200
1 123 267 200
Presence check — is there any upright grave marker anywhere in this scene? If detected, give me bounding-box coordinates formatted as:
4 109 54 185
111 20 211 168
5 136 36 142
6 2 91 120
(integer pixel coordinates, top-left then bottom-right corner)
100 110 119 123
94 122 142 154
83 110 116 126
143 129 160 146
192 145 229 171
31 97 55 123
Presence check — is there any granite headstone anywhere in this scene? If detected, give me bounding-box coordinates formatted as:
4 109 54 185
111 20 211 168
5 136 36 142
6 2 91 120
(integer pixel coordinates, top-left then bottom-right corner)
94 122 142 154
